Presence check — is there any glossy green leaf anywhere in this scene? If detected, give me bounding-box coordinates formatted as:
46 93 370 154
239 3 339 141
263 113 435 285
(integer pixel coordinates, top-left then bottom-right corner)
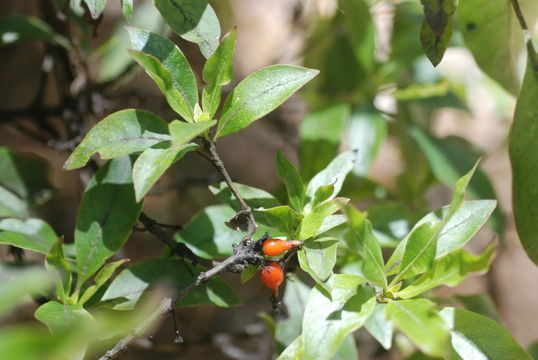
64 110 169 169
83 0 107 19
75 157 143 285
133 142 198 201
215 65 318 138
397 244 496 299
35 301 93 334
0 218 57 254
440 307 532 360
202 29 236 117
0 266 53 318
299 104 350 180
0 14 69 48
258 205 302 236
121 0 133 21
154 0 221 58
169 119 216 146
386 200 496 274
302 280 376 360
348 105 387 177
305 151 355 206
300 237 338 282
509 56 538 265
314 214 347 238
129 50 195 121
276 150 305 211
343 205 387 288
457 0 538 94
0 147 54 211
386 299 449 357
128 27 198 112
101 258 240 309
365 303 393 350
311 184 334 208
299 198 348 240
455 293 500 322
209 181 280 211
79 258 129 305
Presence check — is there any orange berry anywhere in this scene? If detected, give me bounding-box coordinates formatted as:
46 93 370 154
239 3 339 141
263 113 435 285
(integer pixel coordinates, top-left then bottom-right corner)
262 239 303 256
260 262 284 297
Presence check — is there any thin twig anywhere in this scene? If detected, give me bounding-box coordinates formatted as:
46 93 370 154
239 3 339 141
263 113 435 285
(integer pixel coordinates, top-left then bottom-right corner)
510 0 538 74
205 140 258 241
138 212 212 268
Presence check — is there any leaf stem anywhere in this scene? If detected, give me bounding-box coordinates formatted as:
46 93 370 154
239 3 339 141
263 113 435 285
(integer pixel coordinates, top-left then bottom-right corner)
510 0 538 74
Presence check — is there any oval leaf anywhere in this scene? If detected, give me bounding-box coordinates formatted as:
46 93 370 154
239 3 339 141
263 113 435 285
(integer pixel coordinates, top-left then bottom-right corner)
75 157 143 285
216 65 319 138
64 109 170 169
0 218 57 254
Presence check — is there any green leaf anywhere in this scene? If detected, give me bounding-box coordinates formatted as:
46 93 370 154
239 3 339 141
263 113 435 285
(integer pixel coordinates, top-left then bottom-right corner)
215 65 319 138
386 299 449 357
348 105 387 177
46 237 72 302
127 27 198 114
302 280 376 360
343 205 387 288
97 2 163 83
397 244 496 299
83 0 107 19
275 276 311 350
121 0 133 21
439 307 532 360
299 198 348 240
365 303 393 350
509 56 538 265
340 0 376 72
0 218 57 254
0 266 53 318
0 147 54 211
0 14 70 48
386 200 496 275
202 29 236 117
101 259 240 309
75 157 143 285
174 204 276 258
209 181 280 211
258 205 302 236
305 151 355 206
79 258 129 305
169 119 215 146
409 128 501 232
276 150 305 211
133 142 198 202
129 50 196 121
334 334 359 360
277 335 303 360
391 163 481 281
35 301 94 334
0 187 27 218
154 0 221 58
456 0 538 94
455 293 500 322
419 0 456 66
300 237 338 282
240 264 258 284
299 104 350 180
64 110 170 169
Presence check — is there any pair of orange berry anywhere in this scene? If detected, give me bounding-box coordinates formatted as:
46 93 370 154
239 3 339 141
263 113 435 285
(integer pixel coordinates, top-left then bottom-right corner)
259 239 302 297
